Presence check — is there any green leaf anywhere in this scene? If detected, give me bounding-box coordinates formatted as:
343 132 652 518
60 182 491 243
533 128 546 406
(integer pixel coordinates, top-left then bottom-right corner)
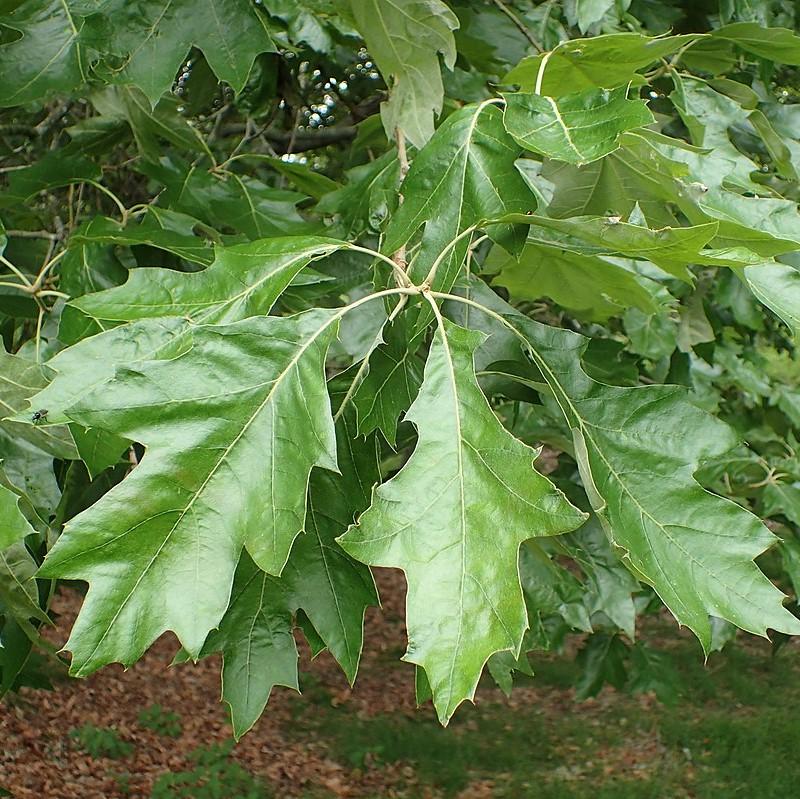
201 402 380 737
624 307 679 360
68 236 346 329
352 315 425 445
385 101 533 294
486 648 532 696
133 159 316 241
0 1 98 106
70 212 215 267
90 86 211 161
209 175 316 240
0 430 61 517
339 318 586 723
0 482 48 625
780 534 800 603
574 0 615 32
59 240 127 299
574 633 628 699
28 318 189 424
739 262 800 337
711 22 800 65
24 237 348 430
0 350 77 460
503 213 719 281
199 553 299 739
508 313 800 651
0 154 101 208
105 0 277 104
248 156 341 200
668 75 766 194
317 149 400 238
567 520 639 638
39 308 341 675
70 426 129 480
518 540 593 643
628 643 680 704
488 241 661 320
688 192 800 257
543 131 688 224
748 110 799 181
502 87 655 166
280 404 380 684
349 0 459 149
353 101 534 441
505 33 700 95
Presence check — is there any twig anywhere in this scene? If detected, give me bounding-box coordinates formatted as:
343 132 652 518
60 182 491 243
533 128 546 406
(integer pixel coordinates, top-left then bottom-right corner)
0 254 33 286
219 124 358 153
491 0 543 52
6 229 58 241
392 127 410 282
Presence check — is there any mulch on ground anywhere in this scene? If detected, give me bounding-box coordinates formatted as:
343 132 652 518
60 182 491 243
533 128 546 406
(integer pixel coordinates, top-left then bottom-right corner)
2 569 428 798
1 568 673 799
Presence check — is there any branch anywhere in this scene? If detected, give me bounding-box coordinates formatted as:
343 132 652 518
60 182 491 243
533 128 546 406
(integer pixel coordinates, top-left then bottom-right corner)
392 127 410 280
492 0 543 53
220 124 357 153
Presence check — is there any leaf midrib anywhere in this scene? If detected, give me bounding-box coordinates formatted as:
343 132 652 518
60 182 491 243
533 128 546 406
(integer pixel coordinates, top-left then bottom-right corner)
74 311 337 668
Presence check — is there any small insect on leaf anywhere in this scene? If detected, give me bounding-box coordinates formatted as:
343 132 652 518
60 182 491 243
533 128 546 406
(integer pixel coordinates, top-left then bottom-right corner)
31 408 49 424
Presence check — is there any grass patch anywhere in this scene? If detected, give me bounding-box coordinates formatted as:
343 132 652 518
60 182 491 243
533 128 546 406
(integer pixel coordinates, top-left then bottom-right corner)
138 704 183 738
69 724 134 759
289 634 800 797
150 742 271 799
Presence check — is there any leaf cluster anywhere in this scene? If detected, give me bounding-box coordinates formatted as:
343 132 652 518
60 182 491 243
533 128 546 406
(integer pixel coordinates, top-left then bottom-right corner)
3 0 800 731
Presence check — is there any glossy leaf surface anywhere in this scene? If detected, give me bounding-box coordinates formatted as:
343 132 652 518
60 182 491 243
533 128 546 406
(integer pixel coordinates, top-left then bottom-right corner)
340 318 585 723
503 87 654 165
40 309 340 674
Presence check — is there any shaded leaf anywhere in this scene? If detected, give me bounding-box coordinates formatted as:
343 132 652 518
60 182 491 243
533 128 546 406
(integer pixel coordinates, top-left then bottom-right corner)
0 350 77 460
70 211 215 266
711 22 800 64
0 482 48 625
199 553 299 739
105 0 277 104
489 242 661 321
352 314 425 445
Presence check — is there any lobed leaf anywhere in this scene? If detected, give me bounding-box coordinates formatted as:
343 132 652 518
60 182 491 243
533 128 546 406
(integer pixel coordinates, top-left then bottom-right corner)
339 317 586 723
40 309 342 674
349 0 459 149
506 313 800 651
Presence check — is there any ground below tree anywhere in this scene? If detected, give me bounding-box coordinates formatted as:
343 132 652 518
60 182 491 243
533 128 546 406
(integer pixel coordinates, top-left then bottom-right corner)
3 570 800 799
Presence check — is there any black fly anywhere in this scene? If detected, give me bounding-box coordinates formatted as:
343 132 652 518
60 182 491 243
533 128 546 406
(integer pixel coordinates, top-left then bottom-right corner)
31 409 49 424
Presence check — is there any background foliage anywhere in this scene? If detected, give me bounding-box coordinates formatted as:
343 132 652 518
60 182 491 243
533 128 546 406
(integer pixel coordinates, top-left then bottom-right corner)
3 0 800 735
